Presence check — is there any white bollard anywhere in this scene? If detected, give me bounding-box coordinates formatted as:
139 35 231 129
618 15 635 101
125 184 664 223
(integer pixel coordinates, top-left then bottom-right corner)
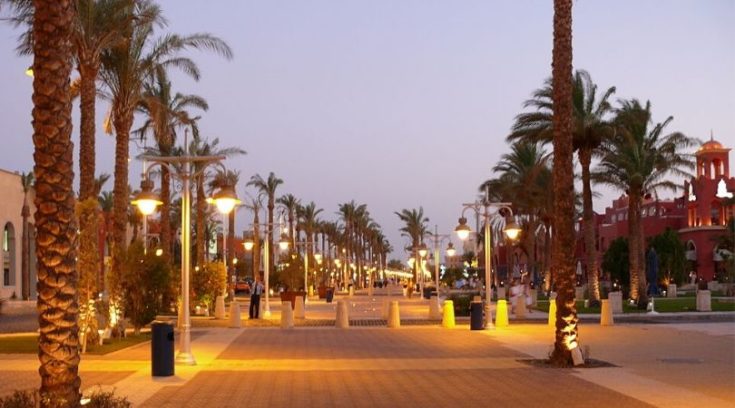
387 300 401 328
381 299 390 320
600 299 613 326
608 291 623 313
429 295 441 319
696 290 712 312
229 302 242 328
667 284 677 298
294 296 305 319
335 300 349 328
515 294 527 318
280 301 294 329
349 286 355 297
214 295 226 319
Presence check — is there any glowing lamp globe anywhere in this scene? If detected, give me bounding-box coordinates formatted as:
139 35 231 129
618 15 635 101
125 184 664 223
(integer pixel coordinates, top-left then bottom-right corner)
454 217 471 240
131 190 162 216
503 219 522 240
446 243 456 257
278 234 290 250
243 238 254 251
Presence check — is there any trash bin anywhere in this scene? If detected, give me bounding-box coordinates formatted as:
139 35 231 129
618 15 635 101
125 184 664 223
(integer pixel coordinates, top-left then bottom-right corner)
470 301 484 330
326 288 334 303
151 321 174 377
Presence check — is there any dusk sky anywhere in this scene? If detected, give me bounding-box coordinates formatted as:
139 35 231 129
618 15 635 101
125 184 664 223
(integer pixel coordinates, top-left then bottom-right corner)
1 1 733 260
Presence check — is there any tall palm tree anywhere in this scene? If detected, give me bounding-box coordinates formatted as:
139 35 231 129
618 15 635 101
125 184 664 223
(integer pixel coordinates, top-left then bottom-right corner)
549 0 579 367
395 208 429 283
19 171 33 301
100 0 232 291
186 136 244 266
508 70 615 304
27 0 80 402
593 99 696 305
277 193 300 247
247 172 284 278
136 70 208 260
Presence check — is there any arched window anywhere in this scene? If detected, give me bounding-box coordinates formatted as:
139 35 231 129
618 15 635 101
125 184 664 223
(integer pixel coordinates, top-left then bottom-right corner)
685 240 697 261
3 223 16 287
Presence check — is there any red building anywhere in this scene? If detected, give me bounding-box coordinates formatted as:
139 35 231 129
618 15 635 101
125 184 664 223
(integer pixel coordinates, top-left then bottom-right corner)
581 138 734 282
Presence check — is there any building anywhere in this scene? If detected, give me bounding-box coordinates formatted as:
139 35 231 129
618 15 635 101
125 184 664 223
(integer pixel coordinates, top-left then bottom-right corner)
0 169 37 300
582 137 734 282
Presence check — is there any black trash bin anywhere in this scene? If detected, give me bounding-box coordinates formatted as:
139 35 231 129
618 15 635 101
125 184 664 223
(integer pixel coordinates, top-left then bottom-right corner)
326 288 334 303
151 321 175 377
470 301 484 330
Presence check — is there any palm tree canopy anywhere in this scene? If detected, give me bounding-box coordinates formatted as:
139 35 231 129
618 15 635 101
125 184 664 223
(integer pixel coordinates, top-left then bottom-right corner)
394 207 429 248
247 172 284 200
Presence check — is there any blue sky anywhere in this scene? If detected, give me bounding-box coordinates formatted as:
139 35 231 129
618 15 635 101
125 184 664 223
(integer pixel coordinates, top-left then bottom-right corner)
1 1 733 259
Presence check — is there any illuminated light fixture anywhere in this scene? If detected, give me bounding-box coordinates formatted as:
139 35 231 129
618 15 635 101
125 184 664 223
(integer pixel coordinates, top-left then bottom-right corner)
131 179 162 216
278 233 290 250
417 243 428 258
314 252 323 264
503 218 522 240
155 248 163 257
207 184 241 214
232 257 238 265
454 217 471 240
446 242 456 257
407 257 415 267
25 66 33 77
243 237 254 251
334 259 341 266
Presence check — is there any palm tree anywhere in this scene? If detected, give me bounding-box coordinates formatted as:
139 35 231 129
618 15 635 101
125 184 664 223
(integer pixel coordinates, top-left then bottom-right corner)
28 0 80 402
19 171 33 301
508 70 615 304
244 193 264 279
593 99 696 305
186 136 244 266
137 70 208 259
100 0 232 290
247 172 284 278
277 193 300 247
395 208 429 284
549 0 578 367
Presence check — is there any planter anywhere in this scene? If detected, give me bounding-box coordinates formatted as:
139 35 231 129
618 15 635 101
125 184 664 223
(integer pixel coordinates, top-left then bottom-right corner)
696 290 711 312
280 291 307 310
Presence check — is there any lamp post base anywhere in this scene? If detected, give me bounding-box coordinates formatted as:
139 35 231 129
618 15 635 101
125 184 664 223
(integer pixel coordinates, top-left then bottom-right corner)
484 304 495 330
263 308 272 318
175 351 196 366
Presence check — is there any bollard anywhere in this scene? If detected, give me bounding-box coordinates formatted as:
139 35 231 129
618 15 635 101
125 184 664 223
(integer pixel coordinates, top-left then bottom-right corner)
349 286 355 297
335 300 349 328
442 300 455 328
600 299 613 326
280 301 294 329
666 284 677 298
696 290 711 312
608 291 623 313
387 301 401 328
228 302 241 328
294 296 305 319
429 295 441 319
214 295 226 319
515 294 528 318
495 300 509 327
381 299 390 320
548 298 557 327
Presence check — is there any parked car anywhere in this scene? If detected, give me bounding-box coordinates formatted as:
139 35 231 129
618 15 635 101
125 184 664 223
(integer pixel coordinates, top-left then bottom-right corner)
234 278 252 294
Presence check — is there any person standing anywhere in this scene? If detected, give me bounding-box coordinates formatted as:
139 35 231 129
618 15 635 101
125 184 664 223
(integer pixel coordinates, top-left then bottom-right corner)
250 275 264 319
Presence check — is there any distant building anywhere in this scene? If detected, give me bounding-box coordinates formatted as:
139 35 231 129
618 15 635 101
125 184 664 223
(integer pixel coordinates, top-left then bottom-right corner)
0 169 36 300
578 137 734 282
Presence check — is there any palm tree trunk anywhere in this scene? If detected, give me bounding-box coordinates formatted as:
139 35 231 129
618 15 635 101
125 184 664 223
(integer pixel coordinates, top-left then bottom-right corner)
579 148 601 303
267 199 275 279
228 210 235 281
543 225 552 292
78 63 97 202
253 209 261 279
160 167 172 258
628 194 642 302
21 201 30 300
111 107 133 295
549 0 580 367
196 178 206 267
31 0 81 403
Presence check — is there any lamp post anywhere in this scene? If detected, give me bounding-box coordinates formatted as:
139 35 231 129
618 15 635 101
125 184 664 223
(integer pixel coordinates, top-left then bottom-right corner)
131 162 162 255
456 195 521 329
132 130 237 365
423 225 455 295
243 225 289 317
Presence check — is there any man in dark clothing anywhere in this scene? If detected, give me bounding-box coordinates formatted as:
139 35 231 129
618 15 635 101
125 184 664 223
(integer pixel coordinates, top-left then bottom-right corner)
250 275 264 319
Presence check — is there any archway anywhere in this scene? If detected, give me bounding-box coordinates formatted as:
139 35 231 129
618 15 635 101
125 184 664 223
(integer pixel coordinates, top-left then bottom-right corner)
3 222 16 290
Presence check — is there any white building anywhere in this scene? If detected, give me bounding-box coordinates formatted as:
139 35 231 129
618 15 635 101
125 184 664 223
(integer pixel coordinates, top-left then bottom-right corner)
0 168 36 300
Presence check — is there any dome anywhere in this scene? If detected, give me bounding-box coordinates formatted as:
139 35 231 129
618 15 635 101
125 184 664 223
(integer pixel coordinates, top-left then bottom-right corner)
700 139 723 150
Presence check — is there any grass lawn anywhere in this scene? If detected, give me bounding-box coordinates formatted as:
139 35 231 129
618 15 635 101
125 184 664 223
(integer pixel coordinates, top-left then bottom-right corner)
534 298 735 314
0 333 150 355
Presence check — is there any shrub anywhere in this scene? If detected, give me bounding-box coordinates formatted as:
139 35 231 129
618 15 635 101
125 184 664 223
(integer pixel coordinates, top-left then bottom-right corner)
192 261 226 310
121 241 172 334
448 294 472 316
0 388 130 408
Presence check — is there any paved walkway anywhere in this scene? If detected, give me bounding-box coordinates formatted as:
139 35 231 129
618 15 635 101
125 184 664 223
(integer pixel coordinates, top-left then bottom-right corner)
2 292 734 407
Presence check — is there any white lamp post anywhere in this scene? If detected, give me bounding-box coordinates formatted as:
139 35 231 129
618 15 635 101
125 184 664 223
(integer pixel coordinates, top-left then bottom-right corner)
135 130 237 365
456 194 521 329
423 225 454 296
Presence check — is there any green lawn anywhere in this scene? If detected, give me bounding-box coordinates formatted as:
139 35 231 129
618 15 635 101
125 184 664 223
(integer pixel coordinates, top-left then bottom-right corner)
0 333 150 355
534 298 735 313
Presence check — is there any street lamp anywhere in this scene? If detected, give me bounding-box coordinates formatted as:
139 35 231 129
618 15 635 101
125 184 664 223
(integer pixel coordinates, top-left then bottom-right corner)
131 176 162 254
456 198 519 329
135 130 234 365
424 226 454 297
206 183 240 298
